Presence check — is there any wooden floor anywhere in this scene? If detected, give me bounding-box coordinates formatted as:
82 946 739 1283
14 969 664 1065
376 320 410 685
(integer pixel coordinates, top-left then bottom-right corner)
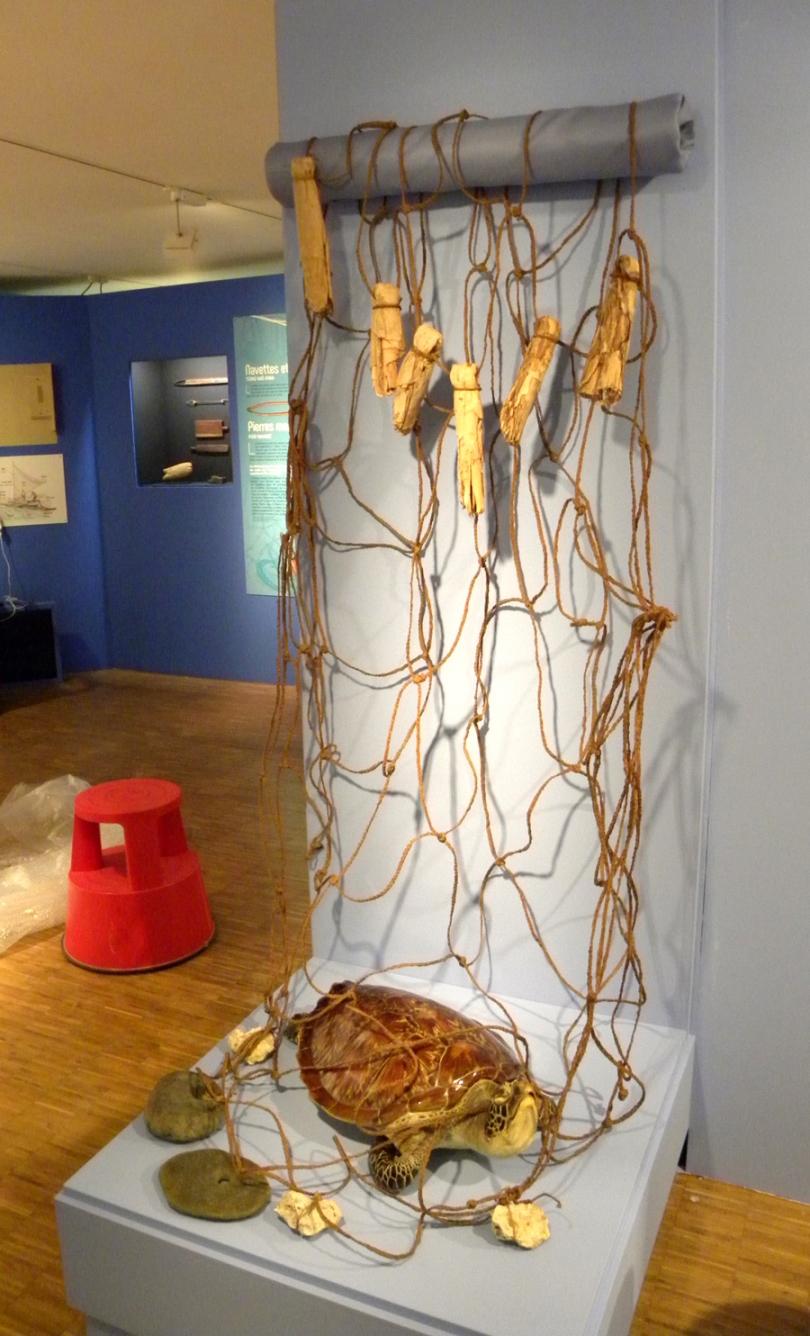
0 671 806 1336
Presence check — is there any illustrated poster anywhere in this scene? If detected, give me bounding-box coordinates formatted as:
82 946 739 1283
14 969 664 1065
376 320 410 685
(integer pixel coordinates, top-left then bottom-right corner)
0 363 57 446
0 453 67 526
233 315 289 595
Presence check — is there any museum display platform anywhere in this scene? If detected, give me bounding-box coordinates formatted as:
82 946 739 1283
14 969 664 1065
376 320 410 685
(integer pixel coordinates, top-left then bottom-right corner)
57 958 693 1336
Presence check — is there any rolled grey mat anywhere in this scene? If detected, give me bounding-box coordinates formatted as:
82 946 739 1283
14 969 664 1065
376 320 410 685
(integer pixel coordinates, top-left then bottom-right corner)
266 94 693 207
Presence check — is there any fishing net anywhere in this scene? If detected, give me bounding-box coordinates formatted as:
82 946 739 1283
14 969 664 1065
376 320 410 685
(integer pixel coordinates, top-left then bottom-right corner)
208 104 675 1257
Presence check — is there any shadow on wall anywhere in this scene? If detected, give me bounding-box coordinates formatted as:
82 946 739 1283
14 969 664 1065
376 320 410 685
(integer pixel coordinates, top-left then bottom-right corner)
687 1302 808 1334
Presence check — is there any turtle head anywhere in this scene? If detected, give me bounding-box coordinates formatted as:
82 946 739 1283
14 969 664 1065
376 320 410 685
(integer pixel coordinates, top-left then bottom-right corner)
483 1078 542 1156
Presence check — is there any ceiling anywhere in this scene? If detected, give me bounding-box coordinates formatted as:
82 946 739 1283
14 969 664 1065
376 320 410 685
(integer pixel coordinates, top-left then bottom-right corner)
0 0 283 293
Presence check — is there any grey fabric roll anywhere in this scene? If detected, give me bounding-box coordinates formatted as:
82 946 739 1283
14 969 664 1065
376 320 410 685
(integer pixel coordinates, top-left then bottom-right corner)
266 94 693 208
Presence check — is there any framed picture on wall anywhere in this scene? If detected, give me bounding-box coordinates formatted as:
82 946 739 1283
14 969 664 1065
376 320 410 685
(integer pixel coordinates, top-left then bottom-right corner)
0 363 57 446
0 452 67 526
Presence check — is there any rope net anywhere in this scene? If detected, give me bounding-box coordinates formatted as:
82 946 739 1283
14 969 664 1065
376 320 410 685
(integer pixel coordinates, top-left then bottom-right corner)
215 106 675 1257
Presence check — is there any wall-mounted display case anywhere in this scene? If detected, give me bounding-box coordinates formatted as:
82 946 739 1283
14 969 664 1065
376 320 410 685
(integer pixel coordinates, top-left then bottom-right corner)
130 355 232 486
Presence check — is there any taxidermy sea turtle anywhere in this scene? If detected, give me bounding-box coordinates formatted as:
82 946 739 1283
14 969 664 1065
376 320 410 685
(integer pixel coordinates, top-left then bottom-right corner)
294 981 556 1193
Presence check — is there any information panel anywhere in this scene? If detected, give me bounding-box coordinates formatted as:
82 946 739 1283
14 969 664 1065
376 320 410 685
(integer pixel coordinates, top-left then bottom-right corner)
233 315 289 596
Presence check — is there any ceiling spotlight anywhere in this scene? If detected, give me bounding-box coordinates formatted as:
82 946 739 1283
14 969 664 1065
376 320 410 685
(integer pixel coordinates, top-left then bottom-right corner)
163 228 197 253
167 187 208 208
164 188 204 254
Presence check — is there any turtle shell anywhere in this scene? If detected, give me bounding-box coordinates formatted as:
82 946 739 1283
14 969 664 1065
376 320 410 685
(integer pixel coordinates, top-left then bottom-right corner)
296 981 524 1133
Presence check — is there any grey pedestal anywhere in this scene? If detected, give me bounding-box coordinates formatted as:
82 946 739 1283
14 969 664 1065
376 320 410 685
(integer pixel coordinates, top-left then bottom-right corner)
58 959 692 1336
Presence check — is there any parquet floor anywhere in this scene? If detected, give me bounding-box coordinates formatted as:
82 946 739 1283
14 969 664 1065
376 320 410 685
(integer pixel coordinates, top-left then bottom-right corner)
631 1175 808 1334
0 671 806 1336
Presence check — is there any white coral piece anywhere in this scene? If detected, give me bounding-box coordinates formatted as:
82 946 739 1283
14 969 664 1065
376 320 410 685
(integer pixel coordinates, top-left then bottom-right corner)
491 1201 551 1249
228 1025 275 1064
275 1189 342 1236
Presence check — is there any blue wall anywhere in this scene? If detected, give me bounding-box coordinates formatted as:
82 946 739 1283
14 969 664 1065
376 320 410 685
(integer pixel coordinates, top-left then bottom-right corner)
0 294 107 672
88 275 285 682
0 276 286 683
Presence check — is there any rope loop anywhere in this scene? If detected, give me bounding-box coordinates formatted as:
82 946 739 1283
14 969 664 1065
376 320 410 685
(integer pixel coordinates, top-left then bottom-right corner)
498 1185 523 1205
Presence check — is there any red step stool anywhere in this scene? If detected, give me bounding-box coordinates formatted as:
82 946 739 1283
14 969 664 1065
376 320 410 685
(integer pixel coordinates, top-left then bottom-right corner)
64 778 215 972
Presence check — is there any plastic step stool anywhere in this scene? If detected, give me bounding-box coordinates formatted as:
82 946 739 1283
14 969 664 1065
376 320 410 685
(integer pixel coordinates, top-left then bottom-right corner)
64 778 214 972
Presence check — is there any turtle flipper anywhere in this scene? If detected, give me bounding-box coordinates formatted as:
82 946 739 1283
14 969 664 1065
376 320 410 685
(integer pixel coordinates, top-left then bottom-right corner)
368 1137 426 1194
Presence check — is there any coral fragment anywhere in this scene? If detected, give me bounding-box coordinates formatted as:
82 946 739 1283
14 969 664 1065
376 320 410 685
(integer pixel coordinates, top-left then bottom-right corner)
275 1189 343 1236
491 1201 551 1249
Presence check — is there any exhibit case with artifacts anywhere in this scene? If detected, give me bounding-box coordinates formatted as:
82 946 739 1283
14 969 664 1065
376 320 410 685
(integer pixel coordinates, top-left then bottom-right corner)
130 355 232 486
57 4 719 1333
